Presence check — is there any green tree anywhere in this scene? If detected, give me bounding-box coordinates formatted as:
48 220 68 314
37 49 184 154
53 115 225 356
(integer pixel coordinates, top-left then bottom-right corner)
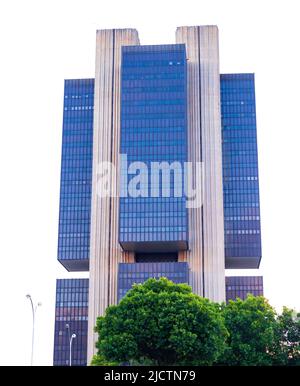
220 295 277 366
272 307 300 365
92 277 228 365
90 353 119 366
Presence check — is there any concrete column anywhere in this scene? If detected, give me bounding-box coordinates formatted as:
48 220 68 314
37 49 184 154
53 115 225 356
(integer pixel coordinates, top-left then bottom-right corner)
87 28 140 364
176 26 225 303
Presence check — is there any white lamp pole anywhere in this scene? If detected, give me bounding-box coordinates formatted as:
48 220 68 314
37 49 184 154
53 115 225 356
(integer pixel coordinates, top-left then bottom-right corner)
66 324 76 366
26 294 42 366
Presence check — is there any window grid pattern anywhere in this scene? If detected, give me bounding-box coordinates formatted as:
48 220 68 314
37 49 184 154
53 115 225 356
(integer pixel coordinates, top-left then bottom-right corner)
221 74 262 264
225 276 264 302
118 262 189 301
119 45 188 246
57 79 94 268
53 279 89 366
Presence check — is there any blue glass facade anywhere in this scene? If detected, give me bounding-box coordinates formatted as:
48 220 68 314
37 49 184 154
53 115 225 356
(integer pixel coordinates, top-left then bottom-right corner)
57 79 94 271
221 74 262 268
53 279 89 366
118 262 189 301
54 27 265 368
119 44 188 252
55 74 262 269
225 276 263 302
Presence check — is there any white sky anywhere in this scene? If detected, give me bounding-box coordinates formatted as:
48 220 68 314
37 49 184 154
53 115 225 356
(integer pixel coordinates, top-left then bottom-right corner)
0 0 299 366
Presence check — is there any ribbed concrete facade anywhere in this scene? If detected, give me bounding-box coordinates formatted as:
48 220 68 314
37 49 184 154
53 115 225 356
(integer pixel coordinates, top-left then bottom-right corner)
87 29 139 362
54 25 264 366
87 26 225 363
176 26 225 302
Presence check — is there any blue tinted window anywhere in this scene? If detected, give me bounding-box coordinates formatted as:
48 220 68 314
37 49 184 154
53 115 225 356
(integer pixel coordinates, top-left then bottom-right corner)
57 79 94 270
119 45 188 249
225 276 263 302
221 74 262 267
53 279 89 366
118 262 189 301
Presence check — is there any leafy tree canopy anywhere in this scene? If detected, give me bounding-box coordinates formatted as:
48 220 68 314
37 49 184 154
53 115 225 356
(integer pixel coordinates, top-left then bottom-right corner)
272 307 300 365
91 279 300 366
219 295 277 366
93 277 228 365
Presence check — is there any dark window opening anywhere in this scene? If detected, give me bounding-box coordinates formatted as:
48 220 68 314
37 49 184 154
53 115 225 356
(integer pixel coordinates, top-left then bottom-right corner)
135 252 178 263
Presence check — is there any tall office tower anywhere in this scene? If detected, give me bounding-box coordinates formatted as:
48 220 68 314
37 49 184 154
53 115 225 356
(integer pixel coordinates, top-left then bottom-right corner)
54 26 263 365
57 79 94 271
225 276 264 302
220 74 262 268
87 26 225 360
53 279 89 366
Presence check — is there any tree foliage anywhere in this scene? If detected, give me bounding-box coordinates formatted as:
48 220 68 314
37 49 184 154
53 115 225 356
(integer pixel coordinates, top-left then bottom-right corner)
91 278 300 366
219 295 277 365
272 307 300 365
93 277 228 365
90 353 119 366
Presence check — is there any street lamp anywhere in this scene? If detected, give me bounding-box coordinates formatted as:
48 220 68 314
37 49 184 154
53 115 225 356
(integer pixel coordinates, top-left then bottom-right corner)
66 324 76 366
26 294 42 366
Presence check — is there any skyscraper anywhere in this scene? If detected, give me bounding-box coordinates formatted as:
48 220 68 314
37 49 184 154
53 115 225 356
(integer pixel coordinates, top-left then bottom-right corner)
221 74 261 268
54 26 262 365
58 79 94 271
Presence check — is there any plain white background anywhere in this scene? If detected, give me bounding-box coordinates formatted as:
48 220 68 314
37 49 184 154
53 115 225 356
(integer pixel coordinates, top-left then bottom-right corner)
0 0 299 366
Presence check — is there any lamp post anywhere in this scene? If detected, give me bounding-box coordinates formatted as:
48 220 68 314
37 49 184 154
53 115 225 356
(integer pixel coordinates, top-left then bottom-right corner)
66 324 76 366
26 294 42 366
